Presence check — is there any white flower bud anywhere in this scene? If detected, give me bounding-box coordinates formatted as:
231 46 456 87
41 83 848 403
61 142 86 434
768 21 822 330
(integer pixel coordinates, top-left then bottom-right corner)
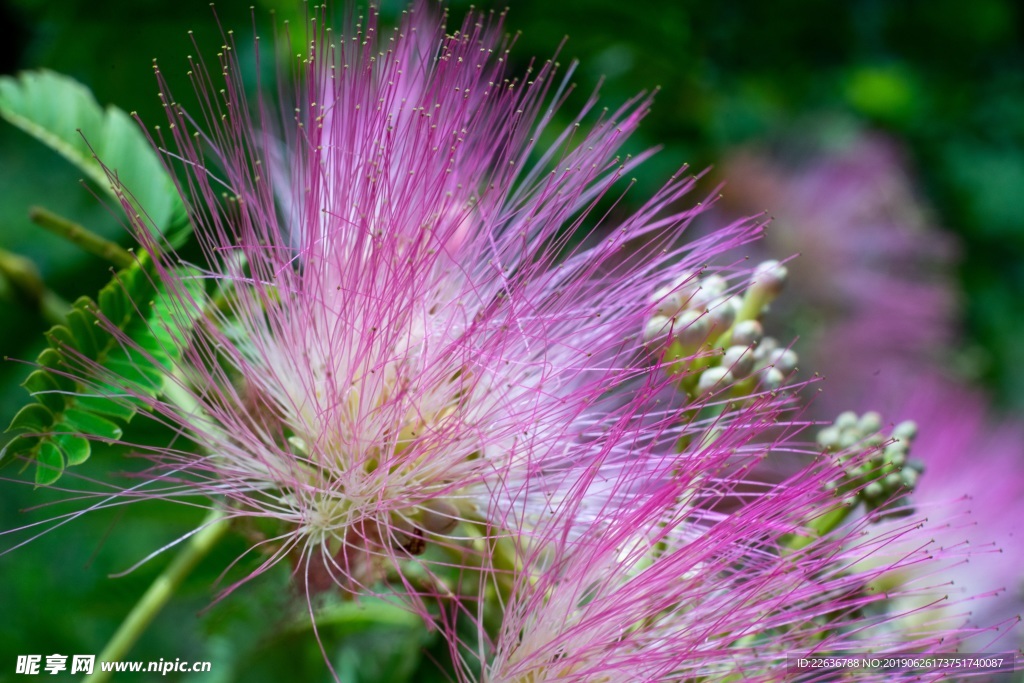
900 468 919 488
674 309 711 348
697 366 734 395
643 315 673 344
864 481 884 499
768 348 798 374
700 274 728 296
892 420 918 441
722 345 754 378
817 425 841 448
688 287 717 312
751 259 788 297
863 433 885 448
835 411 859 431
651 273 699 316
838 429 860 449
707 297 737 332
757 367 784 391
858 411 882 434
731 320 763 347
752 336 778 362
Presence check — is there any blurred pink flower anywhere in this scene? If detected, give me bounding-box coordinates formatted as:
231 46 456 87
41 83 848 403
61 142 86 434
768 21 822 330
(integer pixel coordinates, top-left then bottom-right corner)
724 128 1024 649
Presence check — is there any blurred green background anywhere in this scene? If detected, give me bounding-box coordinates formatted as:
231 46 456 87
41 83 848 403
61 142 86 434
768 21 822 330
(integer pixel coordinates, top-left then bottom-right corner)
1 0 1022 680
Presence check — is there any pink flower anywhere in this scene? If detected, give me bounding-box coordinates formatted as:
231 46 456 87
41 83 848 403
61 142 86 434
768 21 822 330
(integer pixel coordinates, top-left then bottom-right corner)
5 8 995 679
723 129 1024 650
458 428 976 683
68 3 763 604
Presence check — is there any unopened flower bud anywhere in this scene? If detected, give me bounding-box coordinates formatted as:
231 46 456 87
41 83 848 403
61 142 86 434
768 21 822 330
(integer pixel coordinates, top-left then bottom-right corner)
901 468 919 488
906 457 926 474
418 498 460 535
817 425 841 449
697 366 733 395
768 348 798 374
707 297 737 331
750 260 788 297
287 435 310 457
731 320 763 347
752 336 778 362
864 481 884 499
835 411 858 431
838 430 860 449
700 274 728 296
861 432 884 448
643 315 673 344
674 309 711 348
757 367 784 391
689 287 718 312
858 411 882 434
651 290 684 318
390 514 426 555
892 420 918 441
722 345 754 378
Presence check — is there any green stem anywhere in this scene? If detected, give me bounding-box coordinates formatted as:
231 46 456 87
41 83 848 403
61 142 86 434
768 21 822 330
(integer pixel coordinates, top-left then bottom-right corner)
29 205 135 269
781 504 854 553
0 247 71 324
82 509 229 683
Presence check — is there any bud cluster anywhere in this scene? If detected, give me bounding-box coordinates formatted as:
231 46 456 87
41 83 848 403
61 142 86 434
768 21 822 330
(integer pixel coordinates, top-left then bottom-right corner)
818 411 924 514
643 260 796 399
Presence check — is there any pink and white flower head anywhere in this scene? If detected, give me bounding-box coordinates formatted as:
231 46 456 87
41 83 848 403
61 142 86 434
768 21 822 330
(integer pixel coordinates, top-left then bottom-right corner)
66 3 768 604
459 434 978 683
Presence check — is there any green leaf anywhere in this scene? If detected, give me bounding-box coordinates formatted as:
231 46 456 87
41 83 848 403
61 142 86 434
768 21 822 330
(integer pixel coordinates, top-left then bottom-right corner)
52 427 91 466
22 370 65 413
4 255 206 483
0 69 185 233
34 442 64 487
61 409 123 441
73 394 138 421
66 308 99 359
7 404 54 433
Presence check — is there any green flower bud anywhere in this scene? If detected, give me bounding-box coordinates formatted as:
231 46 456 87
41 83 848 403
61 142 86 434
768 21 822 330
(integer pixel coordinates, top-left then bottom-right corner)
864 481 884 499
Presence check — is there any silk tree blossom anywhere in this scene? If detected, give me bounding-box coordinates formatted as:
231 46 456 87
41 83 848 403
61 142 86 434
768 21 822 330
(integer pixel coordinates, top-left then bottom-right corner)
723 130 1024 649
457 429 979 683
50 2 775 605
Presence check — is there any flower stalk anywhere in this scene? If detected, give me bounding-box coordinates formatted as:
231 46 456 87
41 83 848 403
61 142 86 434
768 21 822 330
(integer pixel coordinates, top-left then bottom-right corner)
83 509 229 683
